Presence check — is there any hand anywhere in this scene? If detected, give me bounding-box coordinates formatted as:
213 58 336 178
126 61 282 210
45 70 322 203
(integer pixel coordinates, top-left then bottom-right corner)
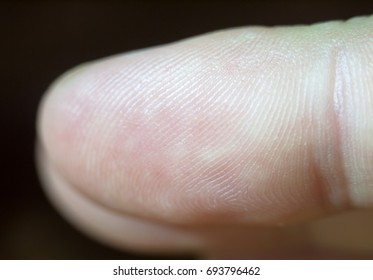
36 15 373 259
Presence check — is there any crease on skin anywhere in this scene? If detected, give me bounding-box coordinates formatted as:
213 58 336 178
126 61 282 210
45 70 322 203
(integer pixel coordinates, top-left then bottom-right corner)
326 44 352 210
307 40 353 217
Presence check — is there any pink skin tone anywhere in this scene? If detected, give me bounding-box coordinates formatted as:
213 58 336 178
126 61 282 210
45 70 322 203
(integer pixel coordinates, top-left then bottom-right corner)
37 17 373 258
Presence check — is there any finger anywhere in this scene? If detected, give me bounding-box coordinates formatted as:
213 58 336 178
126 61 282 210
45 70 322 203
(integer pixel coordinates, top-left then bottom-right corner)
38 15 373 229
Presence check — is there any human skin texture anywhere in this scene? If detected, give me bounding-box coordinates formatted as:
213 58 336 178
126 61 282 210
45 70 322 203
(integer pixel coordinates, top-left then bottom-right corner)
37 15 373 258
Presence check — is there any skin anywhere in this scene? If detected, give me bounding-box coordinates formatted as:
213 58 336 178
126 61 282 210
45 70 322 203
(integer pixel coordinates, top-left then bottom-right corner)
37 15 373 258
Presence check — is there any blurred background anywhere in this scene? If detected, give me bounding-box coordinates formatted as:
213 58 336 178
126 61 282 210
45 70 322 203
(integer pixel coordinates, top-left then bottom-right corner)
1 0 372 259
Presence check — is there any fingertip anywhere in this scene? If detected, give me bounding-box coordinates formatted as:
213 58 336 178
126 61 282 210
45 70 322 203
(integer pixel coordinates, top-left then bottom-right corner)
37 16 373 229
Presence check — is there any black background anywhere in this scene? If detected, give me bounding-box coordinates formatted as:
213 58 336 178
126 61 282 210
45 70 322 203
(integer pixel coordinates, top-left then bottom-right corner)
1 0 372 259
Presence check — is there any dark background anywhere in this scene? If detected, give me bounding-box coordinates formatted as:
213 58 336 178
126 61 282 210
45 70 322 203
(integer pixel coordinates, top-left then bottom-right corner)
1 0 372 259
